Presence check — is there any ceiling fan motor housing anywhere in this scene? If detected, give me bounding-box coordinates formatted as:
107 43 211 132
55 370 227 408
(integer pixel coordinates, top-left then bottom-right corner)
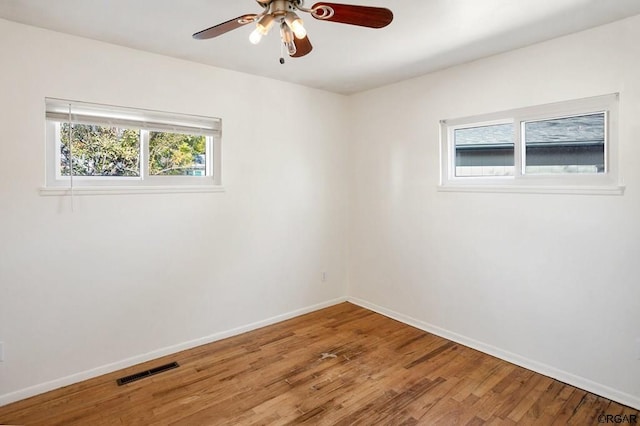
256 0 302 15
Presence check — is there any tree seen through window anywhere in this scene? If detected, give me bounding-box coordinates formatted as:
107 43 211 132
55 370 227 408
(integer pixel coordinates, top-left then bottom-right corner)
149 132 206 176
60 125 206 177
60 123 140 177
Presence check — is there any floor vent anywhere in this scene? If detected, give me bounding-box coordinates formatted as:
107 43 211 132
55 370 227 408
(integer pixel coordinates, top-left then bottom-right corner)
116 361 179 386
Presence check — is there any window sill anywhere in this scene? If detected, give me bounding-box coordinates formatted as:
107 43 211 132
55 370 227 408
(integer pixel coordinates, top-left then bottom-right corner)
39 185 226 196
437 184 625 196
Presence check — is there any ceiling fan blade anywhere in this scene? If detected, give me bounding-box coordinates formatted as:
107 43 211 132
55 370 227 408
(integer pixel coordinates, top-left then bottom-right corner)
193 14 257 40
310 3 393 28
291 35 313 58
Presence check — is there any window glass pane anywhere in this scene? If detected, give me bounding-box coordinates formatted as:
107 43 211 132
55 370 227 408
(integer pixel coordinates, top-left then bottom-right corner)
524 113 605 174
60 123 140 177
149 132 207 176
454 123 514 177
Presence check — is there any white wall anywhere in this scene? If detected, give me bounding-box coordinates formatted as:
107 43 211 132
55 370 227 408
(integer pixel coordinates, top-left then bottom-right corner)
348 14 640 408
0 19 349 403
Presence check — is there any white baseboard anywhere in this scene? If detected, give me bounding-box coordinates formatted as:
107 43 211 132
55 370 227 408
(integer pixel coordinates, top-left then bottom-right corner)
348 296 640 411
0 297 348 407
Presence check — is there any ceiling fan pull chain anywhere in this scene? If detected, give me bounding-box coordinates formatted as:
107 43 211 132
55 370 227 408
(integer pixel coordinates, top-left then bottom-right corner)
280 40 285 64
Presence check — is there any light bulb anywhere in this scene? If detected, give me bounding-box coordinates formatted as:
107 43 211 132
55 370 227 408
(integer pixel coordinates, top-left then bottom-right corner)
249 14 275 44
280 24 293 43
280 23 297 55
249 28 263 44
284 12 307 39
290 20 306 39
285 41 297 56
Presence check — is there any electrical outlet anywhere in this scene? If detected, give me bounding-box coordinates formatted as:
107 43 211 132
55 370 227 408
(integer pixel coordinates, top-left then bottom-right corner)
321 272 327 282
0 341 4 362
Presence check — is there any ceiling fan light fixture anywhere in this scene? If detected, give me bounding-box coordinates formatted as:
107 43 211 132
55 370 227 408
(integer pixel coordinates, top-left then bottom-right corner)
284 11 307 39
249 14 275 44
280 23 297 56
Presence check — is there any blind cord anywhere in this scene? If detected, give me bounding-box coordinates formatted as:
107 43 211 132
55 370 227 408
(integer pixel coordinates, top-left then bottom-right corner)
68 103 74 212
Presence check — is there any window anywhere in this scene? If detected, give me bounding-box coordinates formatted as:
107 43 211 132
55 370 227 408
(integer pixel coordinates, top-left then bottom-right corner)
523 113 604 175
44 98 222 193
454 122 514 177
439 94 622 194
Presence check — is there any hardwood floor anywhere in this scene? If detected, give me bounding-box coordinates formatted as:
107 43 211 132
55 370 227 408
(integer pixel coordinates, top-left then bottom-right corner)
0 302 637 425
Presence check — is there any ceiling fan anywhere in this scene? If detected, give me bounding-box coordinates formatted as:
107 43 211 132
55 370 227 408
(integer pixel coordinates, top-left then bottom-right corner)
193 0 393 63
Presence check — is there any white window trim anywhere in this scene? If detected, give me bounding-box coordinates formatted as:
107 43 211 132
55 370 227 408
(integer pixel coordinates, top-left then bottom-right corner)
39 185 225 196
42 98 224 195
438 94 624 195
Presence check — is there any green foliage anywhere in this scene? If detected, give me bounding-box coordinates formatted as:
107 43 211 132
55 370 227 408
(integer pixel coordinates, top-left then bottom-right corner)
149 132 206 176
60 124 140 176
60 125 206 177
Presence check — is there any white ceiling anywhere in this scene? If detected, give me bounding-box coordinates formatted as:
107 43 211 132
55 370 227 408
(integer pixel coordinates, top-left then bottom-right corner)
1 0 639 94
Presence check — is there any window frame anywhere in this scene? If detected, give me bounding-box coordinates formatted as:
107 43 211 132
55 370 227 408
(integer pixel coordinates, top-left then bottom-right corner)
43 98 223 194
439 93 623 195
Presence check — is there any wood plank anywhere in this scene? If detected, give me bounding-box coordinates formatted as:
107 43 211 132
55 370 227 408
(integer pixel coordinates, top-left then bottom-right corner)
0 303 637 425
